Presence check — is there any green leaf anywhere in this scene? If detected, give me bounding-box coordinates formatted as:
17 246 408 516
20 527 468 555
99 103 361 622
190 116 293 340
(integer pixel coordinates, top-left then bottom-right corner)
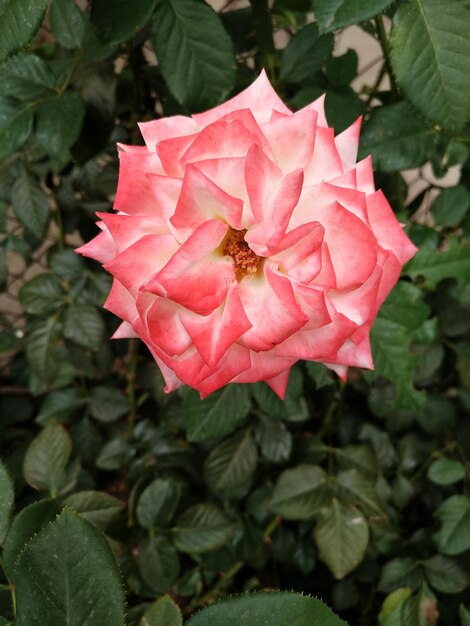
270 465 328 520
11 170 49 237
91 0 156 44
315 0 394 31
428 458 465 486
63 304 105 350
404 241 470 289
378 588 412 625
390 0 470 132
35 91 85 161
89 386 130 423
257 416 293 463
0 97 34 158
141 595 183 626
187 591 346 625
0 54 58 100
204 429 258 492
63 490 124 531
370 282 429 411
433 495 470 555
431 186 469 227
359 102 439 172
424 555 468 594
325 49 358 86
19 274 65 315
305 362 334 389
23 422 72 494
280 24 333 83
49 247 85 279
25 317 61 385
460 605 470 626
50 0 85 49
0 0 48 63
172 503 235 554
139 536 180 594
151 0 236 111
183 385 251 442
96 437 134 470
14 509 125 626
335 469 385 517
379 558 423 593
136 478 181 529
0 461 14 544
313 499 369 579
2 499 61 578
37 387 86 425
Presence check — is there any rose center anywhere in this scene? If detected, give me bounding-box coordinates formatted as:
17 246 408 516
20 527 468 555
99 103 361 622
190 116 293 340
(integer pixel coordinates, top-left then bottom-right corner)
222 228 262 280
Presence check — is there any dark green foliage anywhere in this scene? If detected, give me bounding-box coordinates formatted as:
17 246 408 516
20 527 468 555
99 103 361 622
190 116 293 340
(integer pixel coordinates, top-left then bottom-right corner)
0 1 469 624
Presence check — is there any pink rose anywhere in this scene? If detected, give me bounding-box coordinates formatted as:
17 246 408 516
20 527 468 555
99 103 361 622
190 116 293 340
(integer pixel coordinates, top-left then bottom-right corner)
77 71 417 399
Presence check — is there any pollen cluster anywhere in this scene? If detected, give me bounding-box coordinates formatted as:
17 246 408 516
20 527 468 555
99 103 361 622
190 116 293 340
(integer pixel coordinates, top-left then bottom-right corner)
223 228 261 280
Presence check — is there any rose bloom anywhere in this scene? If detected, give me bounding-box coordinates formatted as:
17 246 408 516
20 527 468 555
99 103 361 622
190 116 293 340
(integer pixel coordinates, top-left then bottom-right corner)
77 71 417 399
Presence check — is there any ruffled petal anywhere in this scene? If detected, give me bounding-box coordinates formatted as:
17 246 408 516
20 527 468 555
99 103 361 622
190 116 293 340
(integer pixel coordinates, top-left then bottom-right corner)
180 283 252 367
237 264 308 352
192 69 292 127
142 219 234 315
114 150 165 215
269 222 324 284
104 234 178 295
335 116 362 170
76 225 115 264
304 126 344 185
366 191 418 264
171 165 243 235
138 116 199 151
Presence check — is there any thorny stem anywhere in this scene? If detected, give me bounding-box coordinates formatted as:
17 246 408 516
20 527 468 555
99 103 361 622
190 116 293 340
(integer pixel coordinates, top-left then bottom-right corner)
126 339 138 435
374 16 400 100
186 515 283 613
249 0 277 83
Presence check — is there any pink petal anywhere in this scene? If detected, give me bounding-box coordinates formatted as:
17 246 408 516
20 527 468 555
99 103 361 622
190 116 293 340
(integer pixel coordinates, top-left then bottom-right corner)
298 93 328 126
330 334 374 369
104 234 178 296
335 117 362 170
171 165 243 235
269 222 324 284
261 108 317 173
366 191 418 264
309 202 377 289
265 368 291 399
76 226 116 264
329 265 383 326
156 134 197 177
233 352 296 384
180 283 252 367
142 219 234 315
354 156 376 194
114 151 165 215
237 264 308 352
192 69 291 127
304 126 344 185
97 212 167 253
138 116 199 151
145 297 192 356
181 120 264 165
112 321 139 339
104 278 138 323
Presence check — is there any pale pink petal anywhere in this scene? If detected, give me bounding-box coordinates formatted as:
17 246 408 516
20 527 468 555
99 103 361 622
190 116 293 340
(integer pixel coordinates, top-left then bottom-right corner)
298 93 328 126
329 265 383 326
325 363 348 380
335 117 362 170
181 120 264 165
97 212 167 253
171 165 243 235
104 234 178 296
269 222 324 284
192 70 291 127
265 368 291 399
104 278 138 323
145 297 192 356
156 134 197 177
233 352 296 384
138 116 199 151
261 108 317 173
76 226 115 264
366 191 418 264
112 321 139 339
180 283 252 367
238 264 308 352
354 156 376 194
303 126 344 185
142 219 234 315
114 151 165 215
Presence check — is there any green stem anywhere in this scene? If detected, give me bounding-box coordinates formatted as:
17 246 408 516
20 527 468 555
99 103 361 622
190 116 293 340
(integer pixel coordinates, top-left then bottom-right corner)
0 554 16 617
374 16 400 100
249 0 277 82
126 339 138 435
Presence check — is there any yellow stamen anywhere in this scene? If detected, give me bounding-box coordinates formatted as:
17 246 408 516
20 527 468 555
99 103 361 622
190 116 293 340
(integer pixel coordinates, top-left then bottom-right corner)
222 228 262 280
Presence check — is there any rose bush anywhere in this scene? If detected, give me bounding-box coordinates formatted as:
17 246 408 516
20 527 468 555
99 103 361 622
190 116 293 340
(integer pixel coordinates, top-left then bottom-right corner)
78 71 416 398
